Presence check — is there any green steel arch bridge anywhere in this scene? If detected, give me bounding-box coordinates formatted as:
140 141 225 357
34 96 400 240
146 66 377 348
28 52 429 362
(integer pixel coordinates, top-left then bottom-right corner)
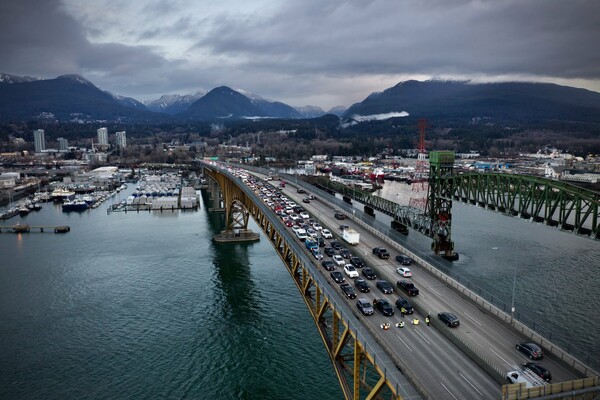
305 151 600 260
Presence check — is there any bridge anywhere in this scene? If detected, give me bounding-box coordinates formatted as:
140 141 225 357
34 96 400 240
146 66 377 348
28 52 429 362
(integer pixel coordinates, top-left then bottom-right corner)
201 161 599 400
303 152 600 260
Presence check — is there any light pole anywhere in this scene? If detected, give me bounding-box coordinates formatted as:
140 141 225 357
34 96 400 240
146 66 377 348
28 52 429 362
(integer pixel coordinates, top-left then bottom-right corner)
510 264 517 325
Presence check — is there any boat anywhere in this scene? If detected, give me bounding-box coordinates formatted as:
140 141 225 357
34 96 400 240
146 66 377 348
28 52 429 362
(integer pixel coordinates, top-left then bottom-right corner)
18 206 31 216
62 199 89 212
0 207 19 220
32 203 42 211
51 188 76 202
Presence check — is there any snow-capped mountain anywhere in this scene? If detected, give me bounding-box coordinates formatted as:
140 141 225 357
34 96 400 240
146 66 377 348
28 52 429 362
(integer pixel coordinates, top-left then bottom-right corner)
295 105 326 118
106 91 148 111
143 91 208 115
327 105 347 116
0 73 39 84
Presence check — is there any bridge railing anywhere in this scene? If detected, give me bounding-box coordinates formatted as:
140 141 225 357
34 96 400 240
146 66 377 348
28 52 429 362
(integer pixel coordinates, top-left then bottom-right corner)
204 162 426 399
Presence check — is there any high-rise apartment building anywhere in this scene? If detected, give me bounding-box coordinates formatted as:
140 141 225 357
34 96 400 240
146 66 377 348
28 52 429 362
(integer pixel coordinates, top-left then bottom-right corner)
57 137 68 151
97 127 109 146
34 129 46 152
115 131 127 148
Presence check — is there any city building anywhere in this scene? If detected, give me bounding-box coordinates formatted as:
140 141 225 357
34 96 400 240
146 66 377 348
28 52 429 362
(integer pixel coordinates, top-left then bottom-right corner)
97 127 109 146
57 137 68 151
115 131 127 148
33 129 46 152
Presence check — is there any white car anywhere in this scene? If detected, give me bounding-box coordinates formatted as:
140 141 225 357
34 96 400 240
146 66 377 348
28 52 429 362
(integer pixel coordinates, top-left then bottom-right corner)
332 255 345 266
306 228 318 238
343 264 359 278
312 223 323 231
300 212 310 219
321 229 333 239
396 267 412 277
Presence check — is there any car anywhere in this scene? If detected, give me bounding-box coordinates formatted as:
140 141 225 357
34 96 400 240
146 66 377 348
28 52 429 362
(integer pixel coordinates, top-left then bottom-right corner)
516 342 544 360
340 248 351 259
324 247 336 257
340 283 357 299
316 237 325 247
506 371 534 388
332 255 345 266
334 211 346 220
373 298 395 316
362 267 376 280
523 362 552 382
312 223 322 231
300 212 310 219
395 297 414 314
396 254 413 265
343 264 359 278
396 267 412 277
372 247 390 259
339 224 349 231
330 241 342 250
354 278 370 293
330 271 345 283
356 298 374 315
350 256 365 268
297 188 305 193
397 280 419 296
284 220 294 227
302 197 311 203
376 280 394 294
311 248 324 260
321 260 335 271
306 228 318 238
321 229 333 239
308 194 316 200
438 312 460 327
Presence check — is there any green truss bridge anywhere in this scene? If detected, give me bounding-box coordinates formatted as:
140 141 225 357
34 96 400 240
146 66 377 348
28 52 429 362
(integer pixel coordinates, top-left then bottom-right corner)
305 151 600 259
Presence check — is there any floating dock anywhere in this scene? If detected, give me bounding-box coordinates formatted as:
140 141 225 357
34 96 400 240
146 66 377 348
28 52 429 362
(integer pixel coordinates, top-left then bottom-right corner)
0 224 70 233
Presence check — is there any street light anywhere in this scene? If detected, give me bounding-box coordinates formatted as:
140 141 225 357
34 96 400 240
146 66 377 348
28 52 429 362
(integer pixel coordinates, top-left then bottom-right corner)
510 263 517 325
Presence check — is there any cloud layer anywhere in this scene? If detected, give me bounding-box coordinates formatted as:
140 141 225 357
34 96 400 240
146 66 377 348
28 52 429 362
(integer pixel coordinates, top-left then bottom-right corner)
1 0 599 109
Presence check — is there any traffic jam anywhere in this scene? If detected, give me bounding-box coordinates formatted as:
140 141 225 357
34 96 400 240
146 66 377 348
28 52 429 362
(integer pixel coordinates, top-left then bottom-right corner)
224 165 553 390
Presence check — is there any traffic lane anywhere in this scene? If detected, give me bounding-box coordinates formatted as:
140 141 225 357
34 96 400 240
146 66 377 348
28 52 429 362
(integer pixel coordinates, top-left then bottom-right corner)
400 265 583 383
277 180 580 385
278 193 501 397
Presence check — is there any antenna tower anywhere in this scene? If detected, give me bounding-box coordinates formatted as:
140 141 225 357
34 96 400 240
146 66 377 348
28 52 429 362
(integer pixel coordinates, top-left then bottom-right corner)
408 118 429 210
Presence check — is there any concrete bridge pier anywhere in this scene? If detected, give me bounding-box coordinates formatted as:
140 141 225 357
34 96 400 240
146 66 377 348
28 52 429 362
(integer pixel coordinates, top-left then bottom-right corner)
207 176 225 212
342 195 352 204
391 219 409 234
364 205 375 217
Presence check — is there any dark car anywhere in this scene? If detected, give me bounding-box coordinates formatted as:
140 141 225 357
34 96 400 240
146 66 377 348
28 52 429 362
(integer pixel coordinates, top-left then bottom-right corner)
372 247 390 259
316 237 325 247
354 278 370 293
395 254 412 265
334 211 346 220
523 362 552 382
330 271 345 283
350 256 365 268
321 260 335 271
324 247 336 257
302 197 310 203
362 267 376 280
373 298 395 316
516 342 544 360
397 280 419 296
395 297 414 314
340 283 357 299
330 241 342 250
376 280 394 294
340 248 351 259
438 312 460 327
356 298 374 315
297 188 305 193
339 224 349 231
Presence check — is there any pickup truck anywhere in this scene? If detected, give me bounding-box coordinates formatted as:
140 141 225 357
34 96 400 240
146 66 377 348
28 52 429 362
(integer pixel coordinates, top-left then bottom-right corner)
372 247 390 259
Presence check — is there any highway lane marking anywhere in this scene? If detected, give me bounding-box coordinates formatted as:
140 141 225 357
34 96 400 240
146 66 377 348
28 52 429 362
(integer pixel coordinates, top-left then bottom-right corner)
395 335 413 352
458 372 484 396
463 312 482 326
429 287 443 297
440 382 458 400
490 348 513 367
412 328 431 345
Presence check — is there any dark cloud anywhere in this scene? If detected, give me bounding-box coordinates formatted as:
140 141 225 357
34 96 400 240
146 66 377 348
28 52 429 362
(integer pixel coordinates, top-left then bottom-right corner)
1 0 599 109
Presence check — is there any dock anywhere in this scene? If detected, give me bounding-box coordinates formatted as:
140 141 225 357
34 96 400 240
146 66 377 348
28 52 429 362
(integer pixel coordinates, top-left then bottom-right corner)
0 224 70 233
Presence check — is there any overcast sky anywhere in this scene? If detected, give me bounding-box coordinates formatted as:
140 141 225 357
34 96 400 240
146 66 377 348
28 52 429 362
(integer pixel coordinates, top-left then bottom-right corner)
1 0 599 110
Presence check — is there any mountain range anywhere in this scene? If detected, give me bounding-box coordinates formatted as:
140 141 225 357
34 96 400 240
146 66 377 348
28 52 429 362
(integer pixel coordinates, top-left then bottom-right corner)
1 72 600 125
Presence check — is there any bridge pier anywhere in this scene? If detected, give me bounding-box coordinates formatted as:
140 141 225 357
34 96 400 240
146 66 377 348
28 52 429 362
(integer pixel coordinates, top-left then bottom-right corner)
213 229 260 243
364 206 375 217
391 220 408 234
342 195 352 204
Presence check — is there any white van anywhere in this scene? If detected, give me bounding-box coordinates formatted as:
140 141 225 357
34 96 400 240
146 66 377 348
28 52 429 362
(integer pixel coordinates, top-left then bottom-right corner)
294 229 308 241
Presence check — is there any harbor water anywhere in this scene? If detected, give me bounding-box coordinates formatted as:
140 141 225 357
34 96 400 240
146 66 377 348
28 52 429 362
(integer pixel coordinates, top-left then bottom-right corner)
1 182 599 399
